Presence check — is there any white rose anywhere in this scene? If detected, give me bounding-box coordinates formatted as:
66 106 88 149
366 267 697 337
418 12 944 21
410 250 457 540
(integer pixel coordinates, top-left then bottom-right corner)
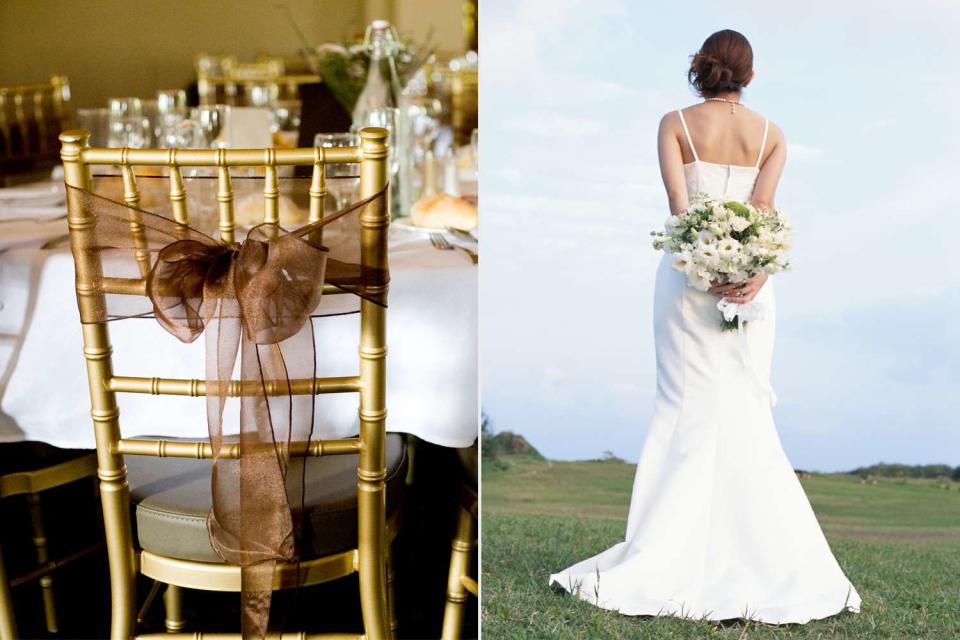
730 216 750 232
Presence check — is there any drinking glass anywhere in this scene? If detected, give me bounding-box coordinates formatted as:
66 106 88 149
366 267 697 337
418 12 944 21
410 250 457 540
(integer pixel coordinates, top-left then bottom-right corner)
77 108 110 147
191 105 227 148
247 83 278 109
108 97 150 148
315 132 360 207
153 89 188 147
156 89 187 116
407 96 442 160
272 100 301 134
352 107 399 178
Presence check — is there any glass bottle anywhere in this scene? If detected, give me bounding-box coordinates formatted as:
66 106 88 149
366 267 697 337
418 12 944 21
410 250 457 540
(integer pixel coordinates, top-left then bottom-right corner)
352 20 412 218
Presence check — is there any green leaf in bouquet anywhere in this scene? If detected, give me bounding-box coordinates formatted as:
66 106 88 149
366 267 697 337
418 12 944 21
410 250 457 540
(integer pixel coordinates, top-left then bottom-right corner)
724 200 751 217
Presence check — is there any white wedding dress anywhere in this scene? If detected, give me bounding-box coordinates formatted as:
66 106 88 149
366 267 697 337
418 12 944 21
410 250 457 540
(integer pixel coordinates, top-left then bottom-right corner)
549 110 861 624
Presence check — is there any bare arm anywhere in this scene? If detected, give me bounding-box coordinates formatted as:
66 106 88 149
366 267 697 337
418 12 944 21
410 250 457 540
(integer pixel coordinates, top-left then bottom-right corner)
658 113 689 215
750 123 786 211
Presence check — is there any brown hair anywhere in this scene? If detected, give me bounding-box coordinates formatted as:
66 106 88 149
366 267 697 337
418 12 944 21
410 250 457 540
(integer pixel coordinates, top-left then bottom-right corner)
688 29 754 97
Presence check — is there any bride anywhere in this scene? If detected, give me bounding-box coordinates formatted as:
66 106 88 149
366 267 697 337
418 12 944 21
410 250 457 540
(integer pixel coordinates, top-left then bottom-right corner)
549 29 861 624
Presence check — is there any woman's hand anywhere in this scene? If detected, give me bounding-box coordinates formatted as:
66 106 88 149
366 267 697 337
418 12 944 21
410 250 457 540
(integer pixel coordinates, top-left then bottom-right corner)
709 273 768 303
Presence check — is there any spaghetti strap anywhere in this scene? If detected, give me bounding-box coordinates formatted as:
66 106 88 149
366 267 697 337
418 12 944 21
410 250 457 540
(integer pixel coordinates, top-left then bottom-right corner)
756 118 770 168
677 109 699 162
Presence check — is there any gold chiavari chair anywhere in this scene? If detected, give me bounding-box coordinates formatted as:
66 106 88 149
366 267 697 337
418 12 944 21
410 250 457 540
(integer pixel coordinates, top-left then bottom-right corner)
196 55 320 107
440 445 478 640
0 75 71 180
59 127 402 639
0 443 101 639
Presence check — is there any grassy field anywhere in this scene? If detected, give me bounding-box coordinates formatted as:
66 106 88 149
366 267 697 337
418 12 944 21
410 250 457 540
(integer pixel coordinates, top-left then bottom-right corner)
482 457 960 639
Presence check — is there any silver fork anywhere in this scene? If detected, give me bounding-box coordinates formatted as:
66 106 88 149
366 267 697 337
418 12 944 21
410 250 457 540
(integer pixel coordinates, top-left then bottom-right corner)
429 232 478 265
446 226 478 244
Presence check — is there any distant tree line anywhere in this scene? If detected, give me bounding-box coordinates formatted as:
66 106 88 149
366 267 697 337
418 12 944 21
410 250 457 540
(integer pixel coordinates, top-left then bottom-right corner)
848 463 960 481
481 413 543 465
482 414 960 481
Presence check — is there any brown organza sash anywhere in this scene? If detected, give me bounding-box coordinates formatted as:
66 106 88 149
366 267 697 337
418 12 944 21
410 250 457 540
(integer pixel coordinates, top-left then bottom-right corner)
67 178 387 638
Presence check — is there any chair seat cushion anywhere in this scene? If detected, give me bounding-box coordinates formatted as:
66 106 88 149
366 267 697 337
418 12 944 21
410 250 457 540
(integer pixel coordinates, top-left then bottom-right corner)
125 434 407 563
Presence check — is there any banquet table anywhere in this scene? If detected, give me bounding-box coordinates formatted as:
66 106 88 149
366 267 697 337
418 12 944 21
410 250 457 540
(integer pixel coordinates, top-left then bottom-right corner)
0 184 478 450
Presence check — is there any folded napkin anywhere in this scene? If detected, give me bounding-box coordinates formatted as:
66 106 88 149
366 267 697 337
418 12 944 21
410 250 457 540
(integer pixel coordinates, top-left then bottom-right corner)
0 177 65 209
0 217 67 252
0 180 68 252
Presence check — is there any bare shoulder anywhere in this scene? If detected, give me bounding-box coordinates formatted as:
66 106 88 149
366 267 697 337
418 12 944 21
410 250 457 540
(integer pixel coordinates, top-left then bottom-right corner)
755 112 785 145
658 110 681 133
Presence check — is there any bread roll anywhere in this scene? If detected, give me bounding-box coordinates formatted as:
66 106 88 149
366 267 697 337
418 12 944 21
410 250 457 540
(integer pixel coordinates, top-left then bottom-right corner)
234 193 308 228
410 194 477 231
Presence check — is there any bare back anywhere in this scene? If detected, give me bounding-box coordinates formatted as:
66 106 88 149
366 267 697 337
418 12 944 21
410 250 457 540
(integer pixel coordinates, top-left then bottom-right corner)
658 101 786 213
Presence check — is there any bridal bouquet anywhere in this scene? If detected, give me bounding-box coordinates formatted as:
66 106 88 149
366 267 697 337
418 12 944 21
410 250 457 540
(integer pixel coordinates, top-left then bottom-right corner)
651 196 793 330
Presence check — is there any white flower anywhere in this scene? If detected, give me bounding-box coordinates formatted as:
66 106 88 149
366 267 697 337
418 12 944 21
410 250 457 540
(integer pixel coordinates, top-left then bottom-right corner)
695 243 720 267
730 215 750 232
672 251 694 274
696 229 717 245
690 269 713 291
717 237 742 258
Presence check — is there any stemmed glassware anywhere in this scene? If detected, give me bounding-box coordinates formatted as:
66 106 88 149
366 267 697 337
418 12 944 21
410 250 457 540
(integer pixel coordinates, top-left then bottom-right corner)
191 105 227 148
154 89 188 148
108 97 151 148
314 132 360 208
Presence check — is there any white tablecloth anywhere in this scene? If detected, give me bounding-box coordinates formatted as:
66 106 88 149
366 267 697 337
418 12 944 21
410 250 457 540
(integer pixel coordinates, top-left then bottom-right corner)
0 216 477 449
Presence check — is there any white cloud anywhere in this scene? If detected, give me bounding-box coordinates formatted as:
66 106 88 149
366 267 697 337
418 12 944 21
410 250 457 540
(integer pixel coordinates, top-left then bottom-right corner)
786 143 824 162
502 113 610 138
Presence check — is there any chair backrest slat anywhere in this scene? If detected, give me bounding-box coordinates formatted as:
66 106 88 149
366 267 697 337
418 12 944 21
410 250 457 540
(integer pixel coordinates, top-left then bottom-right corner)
167 160 188 226
216 161 235 243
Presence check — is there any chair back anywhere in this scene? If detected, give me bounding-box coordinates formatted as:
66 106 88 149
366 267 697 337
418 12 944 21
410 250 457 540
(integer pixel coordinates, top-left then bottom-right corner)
59 128 391 637
1 75 71 176
196 54 320 106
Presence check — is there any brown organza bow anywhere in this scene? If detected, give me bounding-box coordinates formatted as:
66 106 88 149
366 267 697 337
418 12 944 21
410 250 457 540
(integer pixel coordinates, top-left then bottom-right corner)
67 178 387 638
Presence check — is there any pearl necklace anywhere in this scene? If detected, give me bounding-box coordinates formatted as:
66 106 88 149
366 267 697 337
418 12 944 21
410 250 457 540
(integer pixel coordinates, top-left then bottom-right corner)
704 97 741 114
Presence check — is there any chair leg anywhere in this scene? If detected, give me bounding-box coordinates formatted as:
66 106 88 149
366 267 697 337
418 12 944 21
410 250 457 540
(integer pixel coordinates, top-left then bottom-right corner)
26 493 58 634
440 504 477 640
98 471 137 640
163 584 185 632
0 541 18 640
358 539 391 640
385 544 398 639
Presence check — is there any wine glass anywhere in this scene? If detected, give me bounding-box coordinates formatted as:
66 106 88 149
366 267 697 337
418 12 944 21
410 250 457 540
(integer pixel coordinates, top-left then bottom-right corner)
315 132 360 208
191 106 227 148
108 97 151 148
77 108 110 147
153 90 188 146
407 97 442 161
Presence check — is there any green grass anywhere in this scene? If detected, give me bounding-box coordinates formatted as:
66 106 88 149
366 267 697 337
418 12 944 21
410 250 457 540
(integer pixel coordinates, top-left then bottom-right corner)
482 458 960 639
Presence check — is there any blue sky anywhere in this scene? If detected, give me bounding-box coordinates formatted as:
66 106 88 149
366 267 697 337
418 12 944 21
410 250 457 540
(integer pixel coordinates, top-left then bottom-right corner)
480 0 960 471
